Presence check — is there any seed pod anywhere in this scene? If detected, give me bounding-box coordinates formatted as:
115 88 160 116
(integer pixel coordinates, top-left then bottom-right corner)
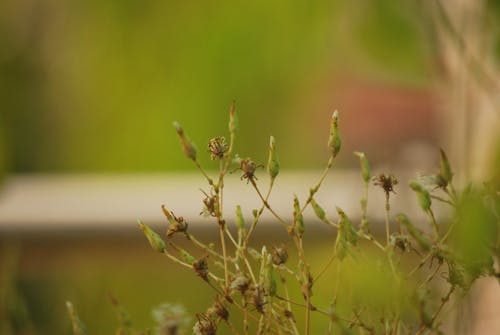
265 260 277 297
235 205 245 230
267 136 280 180
138 220 166 253
354 152 371 184
396 214 431 252
336 207 358 245
66 301 87 335
439 148 453 184
310 198 326 221
293 196 305 237
179 248 196 265
228 100 238 134
328 110 342 158
409 180 432 213
173 122 197 161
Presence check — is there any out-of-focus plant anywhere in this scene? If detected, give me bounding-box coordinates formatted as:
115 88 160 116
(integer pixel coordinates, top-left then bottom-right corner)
68 103 500 335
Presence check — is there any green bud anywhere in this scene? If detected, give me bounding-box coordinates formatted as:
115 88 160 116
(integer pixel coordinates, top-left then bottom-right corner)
310 198 326 221
328 110 342 158
179 248 196 265
293 195 305 237
439 148 453 184
235 205 245 230
336 207 358 245
138 220 166 253
409 180 432 213
229 100 238 134
396 214 431 252
66 301 87 335
265 259 277 297
267 136 280 180
173 122 197 161
354 152 371 184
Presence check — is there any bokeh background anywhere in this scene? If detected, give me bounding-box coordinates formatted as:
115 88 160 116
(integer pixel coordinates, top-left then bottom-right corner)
1 0 500 334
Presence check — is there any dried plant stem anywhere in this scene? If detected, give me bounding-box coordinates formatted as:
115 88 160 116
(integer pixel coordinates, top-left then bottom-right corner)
185 233 225 260
218 224 229 286
245 178 276 244
279 270 301 335
418 263 442 289
250 179 289 230
305 294 311 335
301 156 334 214
194 159 214 186
428 208 439 239
361 233 385 252
430 195 454 206
384 193 391 246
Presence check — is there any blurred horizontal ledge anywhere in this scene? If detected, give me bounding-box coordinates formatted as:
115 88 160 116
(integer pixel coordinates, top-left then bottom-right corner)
0 171 449 233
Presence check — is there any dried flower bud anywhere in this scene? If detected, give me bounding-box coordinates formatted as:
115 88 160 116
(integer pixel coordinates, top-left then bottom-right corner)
193 257 209 281
200 190 219 217
207 137 228 160
409 180 432 213
372 174 398 196
293 195 305 237
267 136 280 180
66 301 87 335
230 274 250 294
328 110 342 158
193 313 217 335
354 152 371 184
162 206 188 238
173 122 197 161
208 296 229 321
390 233 410 252
238 158 262 182
252 284 266 314
310 198 326 221
138 220 166 253
271 244 288 265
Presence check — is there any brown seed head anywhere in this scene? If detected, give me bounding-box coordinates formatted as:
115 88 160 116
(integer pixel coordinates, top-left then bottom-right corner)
207 137 228 160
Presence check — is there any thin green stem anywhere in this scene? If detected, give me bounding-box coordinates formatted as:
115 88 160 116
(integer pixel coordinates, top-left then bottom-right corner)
301 156 334 214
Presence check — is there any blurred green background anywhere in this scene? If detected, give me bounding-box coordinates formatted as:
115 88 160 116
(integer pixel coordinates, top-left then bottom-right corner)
1 0 500 334
0 0 433 173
